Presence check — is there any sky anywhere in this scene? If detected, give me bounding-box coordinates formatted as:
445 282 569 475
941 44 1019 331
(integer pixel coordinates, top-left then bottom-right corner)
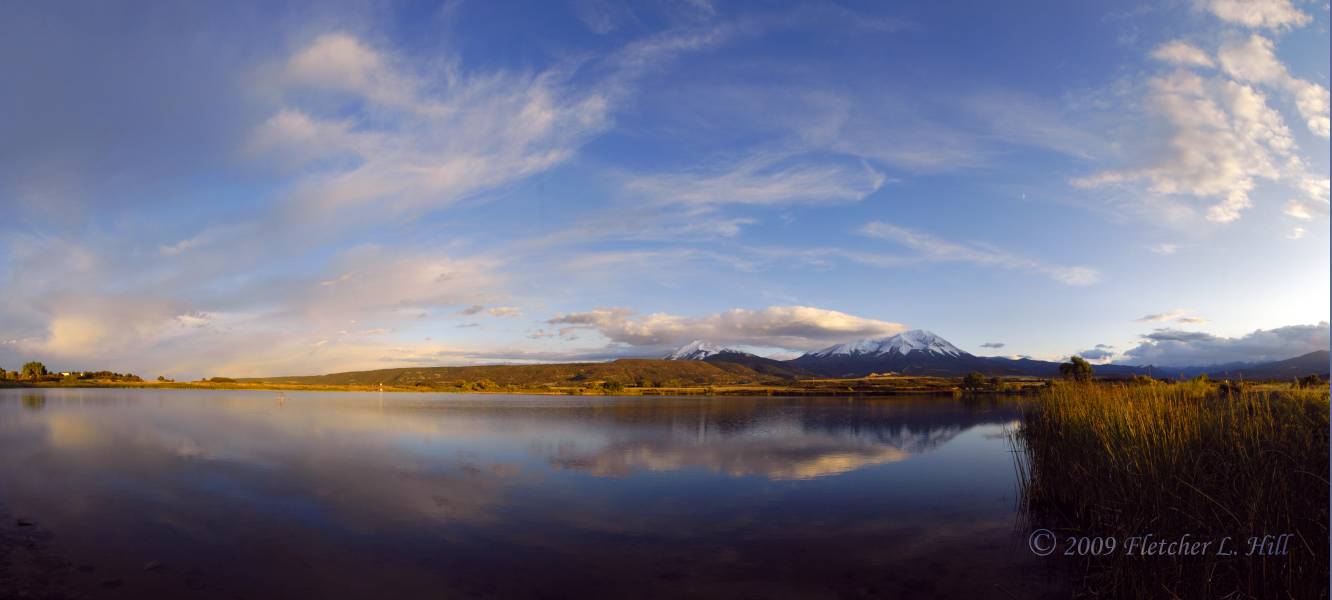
0 0 1328 378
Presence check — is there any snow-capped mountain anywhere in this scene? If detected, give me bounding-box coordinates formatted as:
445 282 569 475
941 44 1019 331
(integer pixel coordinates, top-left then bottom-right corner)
789 329 1158 378
805 330 968 358
665 340 740 360
666 331 1163 379
790 330 992 377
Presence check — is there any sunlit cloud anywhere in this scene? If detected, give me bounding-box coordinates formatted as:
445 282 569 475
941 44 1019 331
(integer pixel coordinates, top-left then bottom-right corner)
1073 12 1326 227
547 305 907 351
1200 0 1311 32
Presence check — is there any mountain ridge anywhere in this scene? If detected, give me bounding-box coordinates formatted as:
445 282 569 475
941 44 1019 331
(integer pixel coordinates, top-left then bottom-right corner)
242 334 1327 386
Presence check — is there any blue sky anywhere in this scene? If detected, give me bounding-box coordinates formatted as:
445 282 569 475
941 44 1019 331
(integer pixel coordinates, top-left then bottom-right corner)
0 0 1328 378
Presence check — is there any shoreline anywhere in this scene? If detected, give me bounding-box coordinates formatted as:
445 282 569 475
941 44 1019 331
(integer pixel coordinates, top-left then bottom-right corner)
0 379 1030 397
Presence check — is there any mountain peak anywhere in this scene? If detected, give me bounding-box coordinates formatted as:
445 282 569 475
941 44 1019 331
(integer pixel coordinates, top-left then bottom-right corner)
806 330 967 358
665 340 744 360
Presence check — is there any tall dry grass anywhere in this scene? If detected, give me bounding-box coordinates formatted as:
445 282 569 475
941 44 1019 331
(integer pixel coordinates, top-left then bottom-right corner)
1014 381 1329 599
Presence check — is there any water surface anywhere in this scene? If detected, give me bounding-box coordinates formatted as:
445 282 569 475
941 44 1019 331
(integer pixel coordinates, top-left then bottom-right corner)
0 388 1060 598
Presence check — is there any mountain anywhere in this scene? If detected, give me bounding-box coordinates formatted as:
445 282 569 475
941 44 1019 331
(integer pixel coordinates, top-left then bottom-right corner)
665 340 735 360
792 330 998 377
665 341 814 379
790 330 1153 378
805 330 966 358
239 334 1325 388
1204 350 1329 380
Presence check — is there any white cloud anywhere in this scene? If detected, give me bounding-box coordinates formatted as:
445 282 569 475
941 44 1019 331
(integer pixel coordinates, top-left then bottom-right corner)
1200 0 1311 31
1286 226 1306 239
1149 243 1179 255
1284 177 1331 222
487 306 522 317
1078 28 1328 228
547 305 907 351
1151 40 1214 68
858 221 1100 285
1073 70 1302 223
1284 200 1312 220
1122 321 1328 366
1135 308 1209 325
1217 34 1329 138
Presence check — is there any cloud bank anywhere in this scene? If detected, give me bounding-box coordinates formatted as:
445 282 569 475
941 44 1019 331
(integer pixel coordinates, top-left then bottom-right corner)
547 306 907 351
1121 322 1328 366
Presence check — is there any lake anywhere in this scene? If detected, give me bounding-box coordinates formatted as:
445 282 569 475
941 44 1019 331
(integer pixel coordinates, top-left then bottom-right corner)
0 388 1064 598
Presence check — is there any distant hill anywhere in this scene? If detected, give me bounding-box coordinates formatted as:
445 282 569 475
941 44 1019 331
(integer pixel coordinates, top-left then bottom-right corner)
663 341 815 379
241 359 786 388
702 351 816 379
1204 350 1329 380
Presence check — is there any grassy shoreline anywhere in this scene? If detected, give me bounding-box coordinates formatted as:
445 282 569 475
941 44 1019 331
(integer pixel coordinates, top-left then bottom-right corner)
1014 381 1329 599
0 374 1054 396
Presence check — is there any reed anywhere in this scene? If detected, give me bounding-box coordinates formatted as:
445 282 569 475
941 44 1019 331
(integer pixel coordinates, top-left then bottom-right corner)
1014 381 1329 598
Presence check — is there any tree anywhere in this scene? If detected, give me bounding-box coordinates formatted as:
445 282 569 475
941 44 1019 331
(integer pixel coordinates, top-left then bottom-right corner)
21 361 47 380
961 371 987 391
1059 356 1094 382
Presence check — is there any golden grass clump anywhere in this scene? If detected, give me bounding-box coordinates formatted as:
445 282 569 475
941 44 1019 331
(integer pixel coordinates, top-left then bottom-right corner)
1015 381 1329 599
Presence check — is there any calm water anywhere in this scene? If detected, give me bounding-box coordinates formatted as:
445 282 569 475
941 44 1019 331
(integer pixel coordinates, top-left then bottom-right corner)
0 388 1062 599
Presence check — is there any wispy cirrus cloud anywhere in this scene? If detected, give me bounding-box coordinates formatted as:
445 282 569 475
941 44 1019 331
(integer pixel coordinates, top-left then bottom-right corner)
858 222 1100 286
253 32 613 221
623 152 886 212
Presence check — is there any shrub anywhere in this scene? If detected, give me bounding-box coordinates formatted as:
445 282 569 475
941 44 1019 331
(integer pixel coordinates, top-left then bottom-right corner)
1058 356 1094 382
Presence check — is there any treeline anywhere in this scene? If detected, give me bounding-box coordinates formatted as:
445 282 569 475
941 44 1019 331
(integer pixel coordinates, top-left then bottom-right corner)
0 361 142 383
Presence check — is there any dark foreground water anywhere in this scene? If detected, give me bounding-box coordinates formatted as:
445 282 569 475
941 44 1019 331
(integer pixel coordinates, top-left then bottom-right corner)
0 388 1064 599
